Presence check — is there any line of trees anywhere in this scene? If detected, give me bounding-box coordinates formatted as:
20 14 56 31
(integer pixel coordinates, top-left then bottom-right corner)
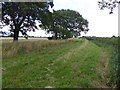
1 1 89 41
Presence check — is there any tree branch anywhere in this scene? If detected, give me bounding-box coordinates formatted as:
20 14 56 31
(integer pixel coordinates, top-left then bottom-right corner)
19 16 26 26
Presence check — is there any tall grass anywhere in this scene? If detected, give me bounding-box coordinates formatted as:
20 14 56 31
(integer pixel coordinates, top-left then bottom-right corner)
90 37 119 87
3 39 106 88
2 40 66 58
2 39 82 58
3 39 86 88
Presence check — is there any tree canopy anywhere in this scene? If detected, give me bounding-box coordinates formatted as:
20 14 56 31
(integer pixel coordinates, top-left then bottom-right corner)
1 2 89 40
1 2 53 41
47 9 89 39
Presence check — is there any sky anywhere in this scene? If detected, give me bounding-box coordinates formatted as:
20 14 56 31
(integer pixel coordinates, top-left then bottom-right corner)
52 0 118 37
0 0 118 37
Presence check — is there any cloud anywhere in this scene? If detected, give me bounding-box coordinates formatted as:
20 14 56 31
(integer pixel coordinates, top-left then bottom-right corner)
53 0 118 37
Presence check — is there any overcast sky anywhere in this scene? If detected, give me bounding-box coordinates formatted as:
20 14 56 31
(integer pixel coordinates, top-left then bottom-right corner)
1 0 118 37
52 0 118 37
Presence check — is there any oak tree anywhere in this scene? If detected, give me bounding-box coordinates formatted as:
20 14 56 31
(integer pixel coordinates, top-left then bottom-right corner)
48 9 89 39
2 1 53 41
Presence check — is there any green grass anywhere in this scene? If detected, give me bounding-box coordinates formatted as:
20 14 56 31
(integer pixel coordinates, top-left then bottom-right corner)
2 39 111 88
90 37 119 87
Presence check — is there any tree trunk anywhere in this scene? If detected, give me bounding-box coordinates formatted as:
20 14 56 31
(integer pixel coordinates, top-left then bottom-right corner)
55 32 58 40
13 24 20 41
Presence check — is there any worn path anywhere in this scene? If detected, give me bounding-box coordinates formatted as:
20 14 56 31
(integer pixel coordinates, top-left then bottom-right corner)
3 39 110 88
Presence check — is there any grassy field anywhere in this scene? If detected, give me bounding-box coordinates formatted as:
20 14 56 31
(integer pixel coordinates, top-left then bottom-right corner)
90 37 119 87
1 38 118 88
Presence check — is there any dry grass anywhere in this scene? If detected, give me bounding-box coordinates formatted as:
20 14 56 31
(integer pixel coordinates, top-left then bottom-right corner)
2 39 112 88
2 40 67 58
1 37 48 43
92 49 110 88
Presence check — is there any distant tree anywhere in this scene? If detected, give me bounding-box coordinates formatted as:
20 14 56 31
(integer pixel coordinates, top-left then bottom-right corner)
47 9 89 39
2 2 53 41
112 35 116 38
98 0 120 14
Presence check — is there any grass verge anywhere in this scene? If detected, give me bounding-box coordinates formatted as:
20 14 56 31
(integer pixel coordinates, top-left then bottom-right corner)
2 39 111 88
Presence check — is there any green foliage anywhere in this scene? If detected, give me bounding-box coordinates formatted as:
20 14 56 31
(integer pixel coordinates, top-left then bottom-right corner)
2 2 53 41
90 37 119 87
47 9 89 39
